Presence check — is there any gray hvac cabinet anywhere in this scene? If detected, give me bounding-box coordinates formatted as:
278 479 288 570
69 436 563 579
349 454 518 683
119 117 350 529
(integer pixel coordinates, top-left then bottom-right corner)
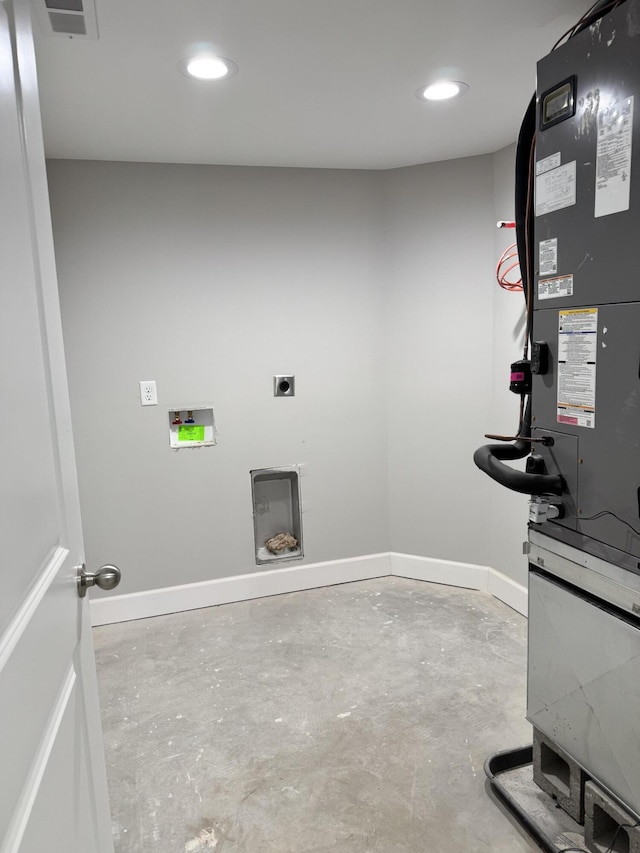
527 2 640 821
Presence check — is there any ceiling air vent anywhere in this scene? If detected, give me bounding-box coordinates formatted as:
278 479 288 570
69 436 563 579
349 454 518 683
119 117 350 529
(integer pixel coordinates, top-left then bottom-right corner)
35 0 99 40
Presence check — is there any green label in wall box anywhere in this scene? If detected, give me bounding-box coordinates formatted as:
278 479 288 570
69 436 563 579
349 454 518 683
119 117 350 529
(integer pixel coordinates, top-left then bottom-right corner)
178 424 205 442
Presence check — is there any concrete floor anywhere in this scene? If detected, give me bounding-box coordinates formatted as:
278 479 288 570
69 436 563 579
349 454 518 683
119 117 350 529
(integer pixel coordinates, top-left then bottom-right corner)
94 576 538 852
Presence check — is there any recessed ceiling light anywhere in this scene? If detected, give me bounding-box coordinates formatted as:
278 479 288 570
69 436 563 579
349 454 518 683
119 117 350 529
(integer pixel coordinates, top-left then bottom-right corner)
416 81 469 102
178 55 238 81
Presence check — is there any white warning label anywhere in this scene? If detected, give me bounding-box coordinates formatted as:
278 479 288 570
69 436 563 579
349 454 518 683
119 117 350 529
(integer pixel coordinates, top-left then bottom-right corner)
536 161 577 217
539 274 573 300
539 238 558 275
557 308 597 429
536 152 561 176
595 96 634 218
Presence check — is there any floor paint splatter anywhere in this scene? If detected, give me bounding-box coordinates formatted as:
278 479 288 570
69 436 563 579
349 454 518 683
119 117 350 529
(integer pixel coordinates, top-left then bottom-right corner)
184 827 217 851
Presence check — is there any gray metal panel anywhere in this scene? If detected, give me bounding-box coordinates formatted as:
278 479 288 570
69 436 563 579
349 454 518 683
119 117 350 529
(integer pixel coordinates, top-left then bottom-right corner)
535 3 640 310
530 428 579 531
531 302 640 559
528 569 640 820
529 530 640 615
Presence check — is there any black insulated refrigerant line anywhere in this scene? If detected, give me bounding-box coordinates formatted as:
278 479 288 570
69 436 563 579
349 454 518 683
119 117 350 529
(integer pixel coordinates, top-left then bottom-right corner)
472 402 563 495
472 91 558 496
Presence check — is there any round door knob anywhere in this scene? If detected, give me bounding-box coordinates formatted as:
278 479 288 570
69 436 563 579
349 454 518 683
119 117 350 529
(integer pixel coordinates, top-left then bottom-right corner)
77 563 122 598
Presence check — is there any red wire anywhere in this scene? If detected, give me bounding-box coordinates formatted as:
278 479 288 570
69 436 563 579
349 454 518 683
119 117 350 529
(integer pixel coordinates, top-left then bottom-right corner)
496 242 523 291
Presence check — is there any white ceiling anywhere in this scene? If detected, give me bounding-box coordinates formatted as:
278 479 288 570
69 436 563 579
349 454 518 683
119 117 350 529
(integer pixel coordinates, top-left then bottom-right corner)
32 0 591 171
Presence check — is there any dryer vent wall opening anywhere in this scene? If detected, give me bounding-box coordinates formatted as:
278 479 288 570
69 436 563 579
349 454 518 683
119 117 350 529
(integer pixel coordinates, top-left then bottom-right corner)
251 467 303 565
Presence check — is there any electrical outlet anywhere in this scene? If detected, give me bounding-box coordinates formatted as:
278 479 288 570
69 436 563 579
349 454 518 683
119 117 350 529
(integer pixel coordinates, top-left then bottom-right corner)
139 380 157 406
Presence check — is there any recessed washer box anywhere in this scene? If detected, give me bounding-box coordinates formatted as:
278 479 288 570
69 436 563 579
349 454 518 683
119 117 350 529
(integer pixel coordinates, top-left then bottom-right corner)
168 407 216 448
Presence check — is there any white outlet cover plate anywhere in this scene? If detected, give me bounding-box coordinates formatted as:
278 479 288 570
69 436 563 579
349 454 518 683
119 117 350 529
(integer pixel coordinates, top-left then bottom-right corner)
139 380 157 406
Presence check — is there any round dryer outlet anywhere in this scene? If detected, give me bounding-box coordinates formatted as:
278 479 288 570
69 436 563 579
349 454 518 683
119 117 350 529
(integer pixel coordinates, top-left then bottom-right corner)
273 375 295 396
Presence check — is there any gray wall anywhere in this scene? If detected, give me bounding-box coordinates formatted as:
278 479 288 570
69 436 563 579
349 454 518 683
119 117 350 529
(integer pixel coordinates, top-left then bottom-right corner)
490 144 529 586
48 150 527 596
382 156 496 565
49 162 389 594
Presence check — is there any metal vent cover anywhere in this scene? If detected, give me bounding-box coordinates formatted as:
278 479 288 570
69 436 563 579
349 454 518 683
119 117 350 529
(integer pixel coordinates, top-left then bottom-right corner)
35 0 99 40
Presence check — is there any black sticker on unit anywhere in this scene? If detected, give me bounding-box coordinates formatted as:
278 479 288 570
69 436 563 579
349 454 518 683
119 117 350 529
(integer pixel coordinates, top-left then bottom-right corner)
540 76 577 131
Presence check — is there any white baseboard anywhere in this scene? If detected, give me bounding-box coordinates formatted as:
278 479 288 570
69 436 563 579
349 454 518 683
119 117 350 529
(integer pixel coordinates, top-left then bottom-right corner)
90 551 528 626
486 568 528 616
390 552 490 591
390 552 527 617
90 553 392 626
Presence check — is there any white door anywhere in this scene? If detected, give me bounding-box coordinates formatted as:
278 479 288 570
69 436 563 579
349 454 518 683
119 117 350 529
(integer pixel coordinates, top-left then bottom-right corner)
0 1 115 850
